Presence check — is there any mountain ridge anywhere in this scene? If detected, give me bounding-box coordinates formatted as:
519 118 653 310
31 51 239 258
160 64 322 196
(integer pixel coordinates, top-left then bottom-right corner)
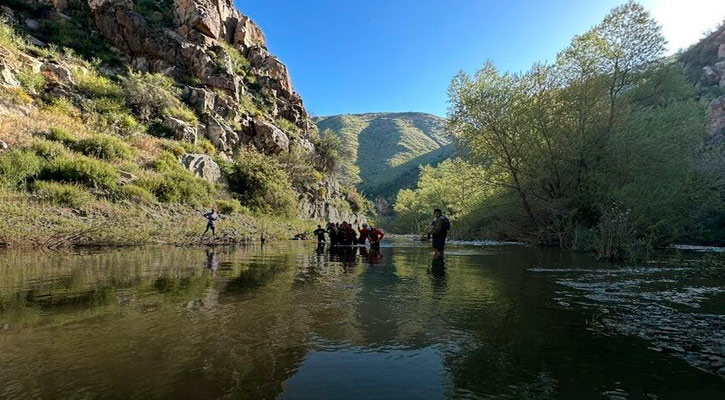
314 112 454 200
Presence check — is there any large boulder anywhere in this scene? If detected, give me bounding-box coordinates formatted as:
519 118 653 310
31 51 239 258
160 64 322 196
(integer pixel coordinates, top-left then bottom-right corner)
42 62 75 85
243 119 289 154
232 15 265 49
163 117 198 143
180 153 222 182
204 113 239 153
0 66 19 87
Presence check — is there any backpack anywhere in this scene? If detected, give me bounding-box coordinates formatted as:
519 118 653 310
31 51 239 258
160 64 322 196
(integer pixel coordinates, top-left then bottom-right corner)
440 216 451 233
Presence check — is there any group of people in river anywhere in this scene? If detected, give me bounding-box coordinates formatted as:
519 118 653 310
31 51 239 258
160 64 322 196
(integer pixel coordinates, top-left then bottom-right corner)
313 221 385 248
200 206 450 257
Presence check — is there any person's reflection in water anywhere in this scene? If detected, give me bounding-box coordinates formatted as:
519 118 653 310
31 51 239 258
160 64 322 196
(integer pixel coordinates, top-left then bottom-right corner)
368 248 383 265
329 245 358 272
205 248 218 277
428 255 447 297
360 247 383 266
316 241 325 255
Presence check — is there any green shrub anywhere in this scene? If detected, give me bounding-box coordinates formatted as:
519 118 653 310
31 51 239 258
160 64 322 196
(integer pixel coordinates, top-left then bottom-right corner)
35 18 117 63
134 0 175 29
0 87 34 105
87 109 145 136
275 118 299 136
139 171 213 206
343 187 366 213
218 41 251 76
199 139 216 155
277 146 319 190
30 139 68 160
75 70 124 98
0 17 26 49
34 181 92 208
313 132 342 174
163 105 198 125
120 71 188 123
40 154 119 189
216 199 249 214
118 183 156 204
44 98 81 118
117 161 140 173
46 127 77 144
160 140 214 157
74 134 133 160
15 68 46 94
239 93 264 118
223 149 296 216
0 150 43 188
81 97 143 135
152 151 183 172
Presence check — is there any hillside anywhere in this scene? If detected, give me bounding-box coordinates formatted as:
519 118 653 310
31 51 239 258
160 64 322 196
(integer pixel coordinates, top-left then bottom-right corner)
679 20 725 143
315 112 454 200
0 0 363 247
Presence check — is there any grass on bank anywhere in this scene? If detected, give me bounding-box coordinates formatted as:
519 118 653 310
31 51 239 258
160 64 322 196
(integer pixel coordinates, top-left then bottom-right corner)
0 189 308 248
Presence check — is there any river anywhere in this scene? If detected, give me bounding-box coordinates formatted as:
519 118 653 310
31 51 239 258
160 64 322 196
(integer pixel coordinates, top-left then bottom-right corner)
0 239 723 399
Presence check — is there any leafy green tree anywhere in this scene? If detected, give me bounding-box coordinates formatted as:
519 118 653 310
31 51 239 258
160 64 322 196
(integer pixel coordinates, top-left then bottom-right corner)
397 1 725 254
391 159 488 233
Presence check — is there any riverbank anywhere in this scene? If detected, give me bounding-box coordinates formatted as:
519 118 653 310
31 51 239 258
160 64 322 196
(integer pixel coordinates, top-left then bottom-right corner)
0 191 310 249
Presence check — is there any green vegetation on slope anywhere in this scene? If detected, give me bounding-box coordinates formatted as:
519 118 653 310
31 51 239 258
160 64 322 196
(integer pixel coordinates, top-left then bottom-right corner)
391 1 725 261
314 112 453 200
0 8 351 247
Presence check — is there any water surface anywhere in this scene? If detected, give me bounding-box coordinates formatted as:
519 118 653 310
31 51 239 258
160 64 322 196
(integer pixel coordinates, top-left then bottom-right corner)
0 240 723 399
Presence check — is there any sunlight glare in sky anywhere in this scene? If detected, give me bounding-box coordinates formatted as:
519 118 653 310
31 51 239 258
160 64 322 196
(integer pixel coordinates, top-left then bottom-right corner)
645 0 725 52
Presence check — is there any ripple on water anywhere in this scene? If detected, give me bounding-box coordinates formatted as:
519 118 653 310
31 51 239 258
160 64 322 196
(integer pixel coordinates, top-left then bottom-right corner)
535 264 725 377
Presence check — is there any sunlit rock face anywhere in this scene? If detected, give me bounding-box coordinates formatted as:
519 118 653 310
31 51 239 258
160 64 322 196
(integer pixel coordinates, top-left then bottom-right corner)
85 0 312 156
681 23 725 144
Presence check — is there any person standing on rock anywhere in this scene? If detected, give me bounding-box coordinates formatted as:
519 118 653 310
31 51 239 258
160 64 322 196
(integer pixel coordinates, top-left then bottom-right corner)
201 209 218 242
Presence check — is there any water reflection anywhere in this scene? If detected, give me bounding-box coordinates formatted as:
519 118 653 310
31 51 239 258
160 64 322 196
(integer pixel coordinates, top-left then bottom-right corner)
0 242 722 399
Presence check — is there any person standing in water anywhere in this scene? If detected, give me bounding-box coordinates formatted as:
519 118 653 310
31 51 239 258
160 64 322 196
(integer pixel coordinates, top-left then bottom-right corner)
327 223 339 246
368 226 385 249
201 209 218 241
357 223 370 245
313 225 327 243
428 208 450 257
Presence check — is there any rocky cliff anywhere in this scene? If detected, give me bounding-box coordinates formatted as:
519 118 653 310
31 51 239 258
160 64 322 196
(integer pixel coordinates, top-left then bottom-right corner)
680 21 725 144
87 0 312 154
0 0 364 224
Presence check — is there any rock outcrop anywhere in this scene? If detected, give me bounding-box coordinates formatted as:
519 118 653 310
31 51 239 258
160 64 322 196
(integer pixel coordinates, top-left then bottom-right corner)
298 180 367 224
86 0 313 155
681 22 725 144
180 153 222 182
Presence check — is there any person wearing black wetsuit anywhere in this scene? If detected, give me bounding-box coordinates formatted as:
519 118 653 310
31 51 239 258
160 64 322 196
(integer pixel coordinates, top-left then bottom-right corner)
313 225 327 243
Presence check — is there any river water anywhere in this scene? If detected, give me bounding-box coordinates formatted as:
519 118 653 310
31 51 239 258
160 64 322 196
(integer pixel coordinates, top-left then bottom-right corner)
0 239 723 399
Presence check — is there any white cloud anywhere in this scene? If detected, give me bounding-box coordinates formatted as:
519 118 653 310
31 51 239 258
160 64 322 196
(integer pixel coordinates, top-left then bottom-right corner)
642 0 725 53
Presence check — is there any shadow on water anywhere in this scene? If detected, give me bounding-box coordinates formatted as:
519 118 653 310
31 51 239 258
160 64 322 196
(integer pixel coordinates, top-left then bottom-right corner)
0 240 722 399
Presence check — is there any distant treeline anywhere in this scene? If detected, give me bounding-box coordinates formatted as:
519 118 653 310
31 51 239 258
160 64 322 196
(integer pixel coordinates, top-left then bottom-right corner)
387 1 725 260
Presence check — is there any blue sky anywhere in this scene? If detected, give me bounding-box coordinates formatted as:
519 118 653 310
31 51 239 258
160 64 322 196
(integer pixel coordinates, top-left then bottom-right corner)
237 1 725 117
